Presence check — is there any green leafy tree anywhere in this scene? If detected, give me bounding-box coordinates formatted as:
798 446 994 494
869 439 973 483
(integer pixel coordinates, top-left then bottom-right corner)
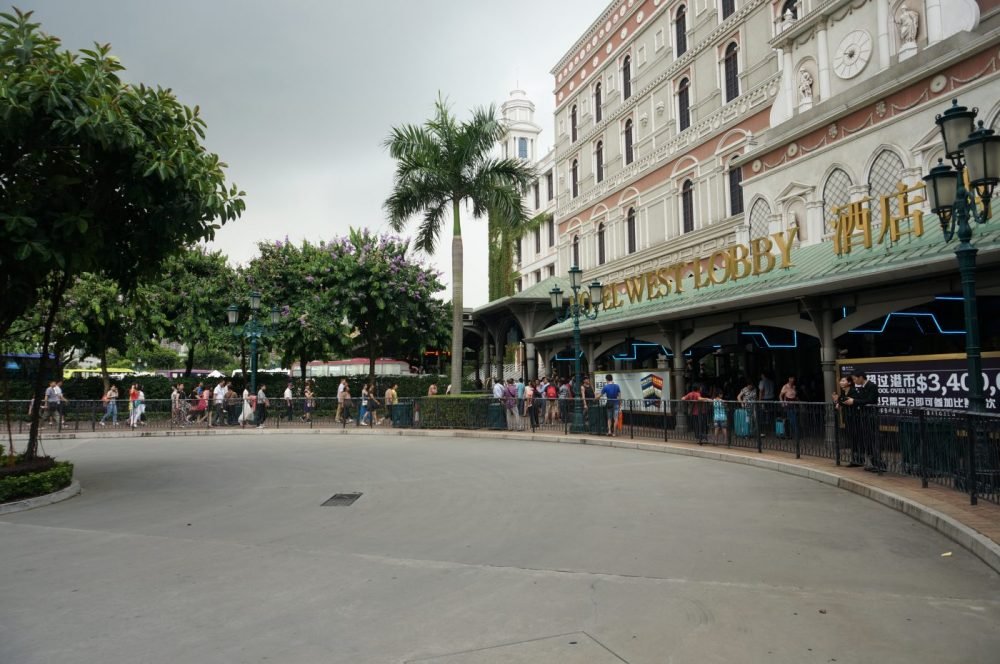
384 96 534 393
326 229 448 383
0 10 244 458
136 247 237 377
245 238 352 379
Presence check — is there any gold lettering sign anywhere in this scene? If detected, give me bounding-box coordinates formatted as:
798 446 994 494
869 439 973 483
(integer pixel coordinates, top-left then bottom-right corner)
599 228 798 310
831 181 926 256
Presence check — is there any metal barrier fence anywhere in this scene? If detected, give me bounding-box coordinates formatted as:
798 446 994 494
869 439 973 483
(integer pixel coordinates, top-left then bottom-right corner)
4 396 998 506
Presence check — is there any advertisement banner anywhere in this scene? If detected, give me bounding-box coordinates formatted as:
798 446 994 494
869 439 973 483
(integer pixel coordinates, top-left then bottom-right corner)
837 352 1000 413
595 370 670 412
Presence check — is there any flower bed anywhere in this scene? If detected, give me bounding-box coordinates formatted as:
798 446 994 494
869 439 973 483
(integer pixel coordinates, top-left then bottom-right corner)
0 456 74 503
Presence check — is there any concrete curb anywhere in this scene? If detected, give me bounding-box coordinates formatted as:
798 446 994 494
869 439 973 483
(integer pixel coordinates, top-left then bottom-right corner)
0 479 81 515
13 427 1000 573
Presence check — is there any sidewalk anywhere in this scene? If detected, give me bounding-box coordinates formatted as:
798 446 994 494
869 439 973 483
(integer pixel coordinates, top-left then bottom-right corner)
12 424 1000 571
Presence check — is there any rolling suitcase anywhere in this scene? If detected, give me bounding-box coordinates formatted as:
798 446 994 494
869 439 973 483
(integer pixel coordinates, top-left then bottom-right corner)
734 408 750 438
775 417 786 438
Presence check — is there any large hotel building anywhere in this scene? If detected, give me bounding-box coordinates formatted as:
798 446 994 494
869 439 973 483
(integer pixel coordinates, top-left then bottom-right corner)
475 0 1000 410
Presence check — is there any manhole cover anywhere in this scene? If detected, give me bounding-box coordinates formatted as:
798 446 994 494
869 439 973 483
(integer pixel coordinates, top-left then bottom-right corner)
322 492 362 506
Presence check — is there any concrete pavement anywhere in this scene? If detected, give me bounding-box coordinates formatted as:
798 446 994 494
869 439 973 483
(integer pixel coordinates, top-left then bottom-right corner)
1 434 998 663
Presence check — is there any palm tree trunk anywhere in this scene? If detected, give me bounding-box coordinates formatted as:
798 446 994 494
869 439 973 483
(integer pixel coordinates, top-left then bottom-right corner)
450 200 463 395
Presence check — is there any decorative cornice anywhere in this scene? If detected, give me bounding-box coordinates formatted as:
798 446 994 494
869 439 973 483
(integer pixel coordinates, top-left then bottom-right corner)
556 72 780 222
768 0 863 49
554 0 768 111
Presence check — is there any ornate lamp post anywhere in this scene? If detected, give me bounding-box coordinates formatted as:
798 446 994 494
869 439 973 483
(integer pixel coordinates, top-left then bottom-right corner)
550 266 603 432
227 291 281 395
922 99 999 413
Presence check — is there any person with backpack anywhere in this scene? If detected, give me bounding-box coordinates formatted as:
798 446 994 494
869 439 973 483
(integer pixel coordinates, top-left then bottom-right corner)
544 380 559 423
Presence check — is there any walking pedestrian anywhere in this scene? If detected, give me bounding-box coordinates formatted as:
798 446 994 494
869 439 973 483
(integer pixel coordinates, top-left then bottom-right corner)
255 384 269 428
284 382 294 421
99 384 119 426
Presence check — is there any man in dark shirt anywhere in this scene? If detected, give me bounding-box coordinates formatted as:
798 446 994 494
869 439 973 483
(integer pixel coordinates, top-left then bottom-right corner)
843 371 882 472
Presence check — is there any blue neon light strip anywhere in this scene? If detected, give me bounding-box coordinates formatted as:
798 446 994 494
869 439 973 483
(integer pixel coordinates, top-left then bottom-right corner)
934 296 964 301
612 342 670 361
740 330 799 349
848 312 965 335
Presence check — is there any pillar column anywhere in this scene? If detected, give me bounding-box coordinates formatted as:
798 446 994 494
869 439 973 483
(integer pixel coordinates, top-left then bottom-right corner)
783 49 795 118
925 0 943 45
816 20 832 100
671 327 688 433
494 335 505 381
525 342 537 381
876 0 891 71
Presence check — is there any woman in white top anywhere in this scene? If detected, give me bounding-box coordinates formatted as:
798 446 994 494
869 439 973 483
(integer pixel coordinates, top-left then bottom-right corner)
239 386 254 427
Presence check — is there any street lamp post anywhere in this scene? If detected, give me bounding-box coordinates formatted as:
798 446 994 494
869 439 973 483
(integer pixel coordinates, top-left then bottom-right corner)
227 291 282 395
550 266 603 433
922 99 999 413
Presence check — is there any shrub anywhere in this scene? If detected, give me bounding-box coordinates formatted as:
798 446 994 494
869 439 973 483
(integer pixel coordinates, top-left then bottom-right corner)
0 460 74 503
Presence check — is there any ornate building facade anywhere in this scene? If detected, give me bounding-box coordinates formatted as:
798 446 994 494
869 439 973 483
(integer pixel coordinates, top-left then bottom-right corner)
476 0 1000 406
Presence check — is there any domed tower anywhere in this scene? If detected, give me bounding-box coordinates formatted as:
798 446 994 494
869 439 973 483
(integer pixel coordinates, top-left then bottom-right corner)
500 89 542 162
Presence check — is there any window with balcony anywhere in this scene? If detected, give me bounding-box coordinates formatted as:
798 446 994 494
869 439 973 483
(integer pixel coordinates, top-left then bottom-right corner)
728 164 744 215
626 207 637 254
724 42 739 102
622 55 632 100
677 78 691 131
681 179 694 233
676 6 688 56
624 120 634 165
595 140 605 183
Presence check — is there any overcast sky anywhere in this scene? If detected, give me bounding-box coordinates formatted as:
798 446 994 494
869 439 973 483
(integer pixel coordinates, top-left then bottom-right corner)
19 0 609 306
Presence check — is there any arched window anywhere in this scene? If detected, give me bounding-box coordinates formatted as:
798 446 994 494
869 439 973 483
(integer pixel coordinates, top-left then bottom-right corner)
622 55 632 100
624 120 634 165
595 141 605 183
597 223 606 265
572 234 580 267
728 163 744 215
681 179 694 233
748 198 771 239
721 0 736 19
626 207 637 254
676 6 688 56
724 43 739 102
594 82 603 123
571 159 579 198
867 150 905 228
571 105 578 142
781 0 797 19
677 78 691 131
822 168 852 234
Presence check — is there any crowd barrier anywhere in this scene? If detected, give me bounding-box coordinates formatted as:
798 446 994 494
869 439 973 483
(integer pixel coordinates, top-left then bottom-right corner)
5 396 998 506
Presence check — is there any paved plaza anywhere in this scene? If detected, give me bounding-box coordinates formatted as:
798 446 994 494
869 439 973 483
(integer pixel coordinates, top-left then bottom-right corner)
1 433 999 663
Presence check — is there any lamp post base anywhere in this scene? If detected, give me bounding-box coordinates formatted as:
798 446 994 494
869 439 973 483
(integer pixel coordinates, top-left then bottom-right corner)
570 405 587 434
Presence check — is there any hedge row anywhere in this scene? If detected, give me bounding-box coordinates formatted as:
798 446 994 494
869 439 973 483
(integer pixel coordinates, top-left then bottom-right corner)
1 375 481 401
0 461 74 503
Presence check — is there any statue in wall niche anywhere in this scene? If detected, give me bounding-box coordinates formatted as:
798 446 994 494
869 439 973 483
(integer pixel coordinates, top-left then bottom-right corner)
896 5 919 44
798 70 814 101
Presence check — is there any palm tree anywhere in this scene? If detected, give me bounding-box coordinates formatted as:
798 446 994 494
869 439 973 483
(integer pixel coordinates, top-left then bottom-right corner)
384 97 535 394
